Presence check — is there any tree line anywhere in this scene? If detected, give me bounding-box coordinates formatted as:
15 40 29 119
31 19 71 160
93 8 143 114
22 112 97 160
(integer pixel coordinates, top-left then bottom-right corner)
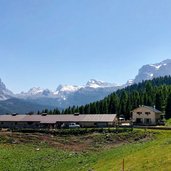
40 76 171 119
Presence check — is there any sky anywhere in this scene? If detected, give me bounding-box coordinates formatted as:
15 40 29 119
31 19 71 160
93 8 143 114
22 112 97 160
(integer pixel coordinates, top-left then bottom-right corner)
0 0 171 93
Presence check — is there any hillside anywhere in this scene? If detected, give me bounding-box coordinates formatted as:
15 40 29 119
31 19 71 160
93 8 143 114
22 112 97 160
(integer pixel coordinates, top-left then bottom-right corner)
0 98 53 114
15 59 171 108
62 76 171 119
16 59 171 108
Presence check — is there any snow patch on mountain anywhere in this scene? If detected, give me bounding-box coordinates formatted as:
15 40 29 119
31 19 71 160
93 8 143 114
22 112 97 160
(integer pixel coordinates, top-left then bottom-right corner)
18 87 54 98
125 79 134 86
27 87 44 95
15 79 120 106
149 64 162 70
2 59 171 109
134 59 171 83
56 85 81 93
86 79 119 88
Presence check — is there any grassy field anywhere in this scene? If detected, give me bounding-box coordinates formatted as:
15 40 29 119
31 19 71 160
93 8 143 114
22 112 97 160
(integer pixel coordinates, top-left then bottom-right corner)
165 119 171 126
0 129 171 171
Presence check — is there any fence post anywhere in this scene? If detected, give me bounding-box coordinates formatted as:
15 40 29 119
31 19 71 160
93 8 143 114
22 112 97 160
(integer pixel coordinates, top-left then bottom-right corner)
122 159 124 171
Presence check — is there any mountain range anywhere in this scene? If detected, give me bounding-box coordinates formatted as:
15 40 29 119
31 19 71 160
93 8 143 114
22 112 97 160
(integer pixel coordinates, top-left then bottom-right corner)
134 59 171 83
0 59 171 114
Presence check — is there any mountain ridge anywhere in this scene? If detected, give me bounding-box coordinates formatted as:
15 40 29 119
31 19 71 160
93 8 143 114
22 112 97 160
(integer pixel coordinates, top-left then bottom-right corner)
0 59 171 112
134 59 171 83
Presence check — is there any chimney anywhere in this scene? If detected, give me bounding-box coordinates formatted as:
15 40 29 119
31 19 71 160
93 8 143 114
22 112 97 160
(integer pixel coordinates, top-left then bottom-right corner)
41 113 47 116
11 113 18 116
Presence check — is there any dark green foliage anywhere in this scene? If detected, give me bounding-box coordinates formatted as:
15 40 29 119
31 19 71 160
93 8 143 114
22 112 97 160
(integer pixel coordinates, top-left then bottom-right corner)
42 76 171 119
155 90 165 112
15 127 134 135
0 98 53 114
40 108 61 115
84 104 90 114
165 93 171 119
108 93 119 114
119 91 129 117
53 108 60 114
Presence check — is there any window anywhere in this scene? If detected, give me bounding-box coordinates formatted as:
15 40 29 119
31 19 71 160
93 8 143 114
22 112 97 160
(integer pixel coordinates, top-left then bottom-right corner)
136 118 143 123
145 112 150 115
137 112 142 115
144 118 151 124
27 122 33 125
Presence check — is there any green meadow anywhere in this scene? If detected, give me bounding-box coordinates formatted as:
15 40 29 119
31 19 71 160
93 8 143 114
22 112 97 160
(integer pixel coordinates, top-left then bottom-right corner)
0 129 171 171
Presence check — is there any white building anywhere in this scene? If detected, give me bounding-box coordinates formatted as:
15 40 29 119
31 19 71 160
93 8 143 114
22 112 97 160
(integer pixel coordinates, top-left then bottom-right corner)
131 106 162 125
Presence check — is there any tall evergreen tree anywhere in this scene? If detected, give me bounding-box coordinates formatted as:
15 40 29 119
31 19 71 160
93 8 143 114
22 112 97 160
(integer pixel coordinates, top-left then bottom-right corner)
165 93 171 119
84 104 90 114
56 76 171 118
108 93 119 114
155 90 165 111
102 99 108 114
119 91 128 116
79 105 84 114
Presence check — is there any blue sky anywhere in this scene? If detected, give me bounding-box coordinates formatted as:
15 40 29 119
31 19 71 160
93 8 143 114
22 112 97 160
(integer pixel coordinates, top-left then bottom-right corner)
0 0 171 93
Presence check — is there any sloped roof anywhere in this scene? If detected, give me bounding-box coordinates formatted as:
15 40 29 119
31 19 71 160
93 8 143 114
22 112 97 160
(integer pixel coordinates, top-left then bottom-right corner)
143 106 162 113
0 114 117 124
21 115 42 122
132 105 162 113
0 115 26 122
40 114 116 123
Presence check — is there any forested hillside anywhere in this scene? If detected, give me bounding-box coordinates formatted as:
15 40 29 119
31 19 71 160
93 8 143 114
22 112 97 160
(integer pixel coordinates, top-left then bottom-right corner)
57 76 171 119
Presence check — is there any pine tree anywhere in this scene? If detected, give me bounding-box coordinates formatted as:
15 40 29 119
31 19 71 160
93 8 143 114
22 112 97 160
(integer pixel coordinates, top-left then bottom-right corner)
48 110 53 114
44 109 48 113
102 99 108 114
53 108 60 114
90 103 97 114
84 104 90 114
75 106 79 113
108 93 119 114
119 91 128 116
79 106 84 114
71 106 76 114
155 90 165 111
60 76 171 117
131 91 140 109
165 93 171 119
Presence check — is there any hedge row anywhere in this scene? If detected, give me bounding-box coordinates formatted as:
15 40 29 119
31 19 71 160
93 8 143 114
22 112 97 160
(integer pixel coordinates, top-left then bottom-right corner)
12 127 133 135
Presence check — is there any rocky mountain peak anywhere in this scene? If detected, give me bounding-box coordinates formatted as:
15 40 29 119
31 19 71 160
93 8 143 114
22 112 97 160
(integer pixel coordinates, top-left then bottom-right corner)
134 59 171 83
0 79 13 100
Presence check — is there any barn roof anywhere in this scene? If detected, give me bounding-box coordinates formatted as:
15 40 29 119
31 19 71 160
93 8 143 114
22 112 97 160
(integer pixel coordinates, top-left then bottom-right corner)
131 105 162 113
0 114 117 124
40 114 117 123
0 114 26 122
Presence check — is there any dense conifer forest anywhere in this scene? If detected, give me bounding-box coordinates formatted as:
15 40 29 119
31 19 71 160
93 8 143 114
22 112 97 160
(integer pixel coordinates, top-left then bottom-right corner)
41 76 171 119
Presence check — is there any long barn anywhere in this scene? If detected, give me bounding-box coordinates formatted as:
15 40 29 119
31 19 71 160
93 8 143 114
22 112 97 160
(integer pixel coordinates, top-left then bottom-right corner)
0 114 117 129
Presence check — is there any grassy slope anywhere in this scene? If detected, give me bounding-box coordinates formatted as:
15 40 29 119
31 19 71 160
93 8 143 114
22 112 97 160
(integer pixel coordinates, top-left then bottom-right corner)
0 144 95 171
93 130 171 171
0 130 171 171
